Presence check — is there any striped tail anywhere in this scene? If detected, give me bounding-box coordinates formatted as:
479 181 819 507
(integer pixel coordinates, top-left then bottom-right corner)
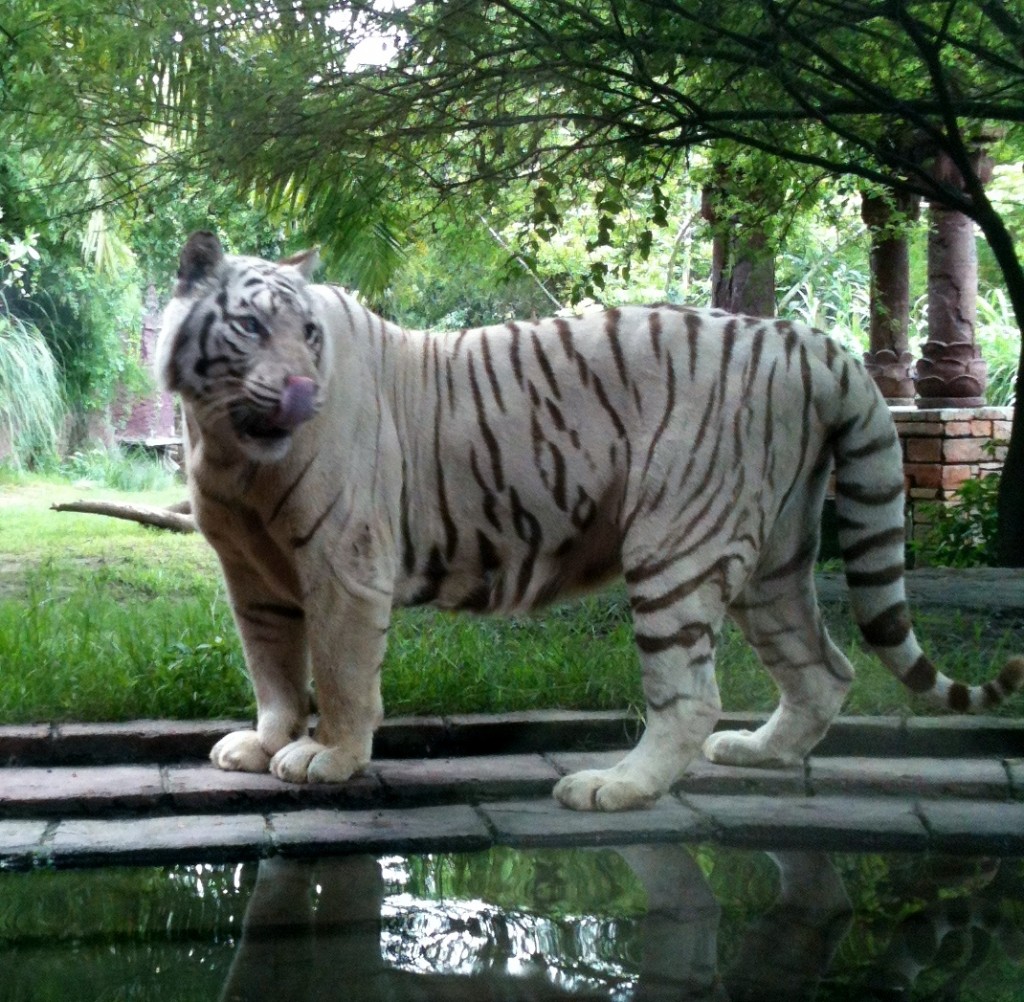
832 376 1024 712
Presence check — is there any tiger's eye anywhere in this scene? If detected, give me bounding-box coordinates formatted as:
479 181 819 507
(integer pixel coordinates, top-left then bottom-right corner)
240 316 264 339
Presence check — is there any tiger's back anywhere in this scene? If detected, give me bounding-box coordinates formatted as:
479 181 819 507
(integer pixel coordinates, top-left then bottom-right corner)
157 232 1023 813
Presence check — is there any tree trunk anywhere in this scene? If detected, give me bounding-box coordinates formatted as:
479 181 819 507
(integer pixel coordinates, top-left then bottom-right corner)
972 203 1024 567
860 192 917 404
701 185 776 317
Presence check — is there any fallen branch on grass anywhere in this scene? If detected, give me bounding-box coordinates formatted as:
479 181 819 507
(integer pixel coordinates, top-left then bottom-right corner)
51 499 196 533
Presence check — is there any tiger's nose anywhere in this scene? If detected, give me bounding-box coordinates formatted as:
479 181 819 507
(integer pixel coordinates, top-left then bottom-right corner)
271 375 318 429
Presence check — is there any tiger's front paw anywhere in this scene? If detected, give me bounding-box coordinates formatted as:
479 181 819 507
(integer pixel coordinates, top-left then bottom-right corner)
270 736 367 784
210 729 272 773
553 769 659 812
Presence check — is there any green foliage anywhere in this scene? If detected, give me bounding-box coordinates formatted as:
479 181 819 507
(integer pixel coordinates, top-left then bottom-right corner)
0 305 65 469
976 289 1020 407
916 470 1002 568
62 445 180 492
1 145 145 414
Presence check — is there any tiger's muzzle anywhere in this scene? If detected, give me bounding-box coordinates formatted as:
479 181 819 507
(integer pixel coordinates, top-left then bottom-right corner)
230 375 321 454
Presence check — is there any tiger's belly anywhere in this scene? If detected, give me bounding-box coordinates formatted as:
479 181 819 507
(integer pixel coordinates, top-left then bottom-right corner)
393 510 623 614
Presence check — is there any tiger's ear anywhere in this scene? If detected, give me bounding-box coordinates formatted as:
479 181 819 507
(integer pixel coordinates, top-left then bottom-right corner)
278 247 320 281
176 231 225 296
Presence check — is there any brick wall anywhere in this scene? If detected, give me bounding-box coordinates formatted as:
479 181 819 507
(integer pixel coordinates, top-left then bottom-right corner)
893 405 1012 544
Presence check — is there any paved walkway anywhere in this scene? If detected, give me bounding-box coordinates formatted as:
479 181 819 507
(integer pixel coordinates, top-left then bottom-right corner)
3 710 1024 868
816 566 1024 611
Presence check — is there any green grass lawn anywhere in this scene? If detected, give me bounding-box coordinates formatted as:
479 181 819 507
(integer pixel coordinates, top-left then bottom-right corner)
0 474 1020 724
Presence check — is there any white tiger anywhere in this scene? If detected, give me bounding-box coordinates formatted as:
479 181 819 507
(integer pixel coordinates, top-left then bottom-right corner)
156 231 1023 812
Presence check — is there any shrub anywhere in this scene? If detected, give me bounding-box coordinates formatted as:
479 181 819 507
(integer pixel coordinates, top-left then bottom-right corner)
915 470 1001 567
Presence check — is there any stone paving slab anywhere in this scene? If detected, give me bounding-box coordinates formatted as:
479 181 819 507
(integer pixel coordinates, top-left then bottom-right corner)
1 765 166 815
271 805 493 857
918 799 1024 855
806 756 1011 799
678 793 931 851
47 813 271 866
477 797 712 847
373 753 560 802
164 764 383 811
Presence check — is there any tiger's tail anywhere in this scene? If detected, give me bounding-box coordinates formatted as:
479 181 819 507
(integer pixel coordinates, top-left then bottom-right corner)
831 370 1024 712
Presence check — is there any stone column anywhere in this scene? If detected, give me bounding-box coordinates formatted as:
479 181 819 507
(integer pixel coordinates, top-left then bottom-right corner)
914 149 992 408
861 191 918 404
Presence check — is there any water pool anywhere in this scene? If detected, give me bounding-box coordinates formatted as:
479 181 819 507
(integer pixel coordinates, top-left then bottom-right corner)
2 845 1022 1001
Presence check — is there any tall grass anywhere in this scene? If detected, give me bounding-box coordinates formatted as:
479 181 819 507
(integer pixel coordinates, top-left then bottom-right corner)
976 288 1019 407
63 444 180 492
0 305 66 469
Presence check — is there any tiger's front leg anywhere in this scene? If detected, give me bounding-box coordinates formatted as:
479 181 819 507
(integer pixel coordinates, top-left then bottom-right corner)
209 556 312 775
269 575 390 785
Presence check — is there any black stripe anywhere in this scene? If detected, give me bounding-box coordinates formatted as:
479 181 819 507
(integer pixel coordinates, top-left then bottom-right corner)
291 486 345 548
531 412 567 510
245 602 304 620
648 311 662 361
719 318 736 399
630 559 730 616
468 353 505 491
845 564 905 588
835 481 904 505
640 353 676 482
510 486 542 603
635 622 715 654
555 317 575 360
759 536 819 583
840 526 906 562
858 602 912 648
605 308 628 386
508 322 524 388
400 477 416 574
948 681 970 711
410 546 448 606
840 430 898 460
591 372 626 439
532 331 561 400
269 453 317 523
480 330 506 413
685 311 700 379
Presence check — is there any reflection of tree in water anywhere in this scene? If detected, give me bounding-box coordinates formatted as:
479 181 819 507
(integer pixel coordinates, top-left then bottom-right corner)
382 897 634 994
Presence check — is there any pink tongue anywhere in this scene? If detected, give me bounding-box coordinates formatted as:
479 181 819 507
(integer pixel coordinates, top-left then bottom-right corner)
272 376 318 429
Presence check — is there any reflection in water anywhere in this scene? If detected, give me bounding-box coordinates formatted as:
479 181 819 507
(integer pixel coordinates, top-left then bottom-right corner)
2 846 1023 1000
217 849 1023 1002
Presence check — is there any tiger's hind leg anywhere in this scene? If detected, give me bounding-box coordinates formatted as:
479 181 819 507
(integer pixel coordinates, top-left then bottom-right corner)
703 569 853 768
554 577 726 812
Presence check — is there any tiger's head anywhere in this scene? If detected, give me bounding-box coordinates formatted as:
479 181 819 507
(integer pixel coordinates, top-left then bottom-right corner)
156 231 329 463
